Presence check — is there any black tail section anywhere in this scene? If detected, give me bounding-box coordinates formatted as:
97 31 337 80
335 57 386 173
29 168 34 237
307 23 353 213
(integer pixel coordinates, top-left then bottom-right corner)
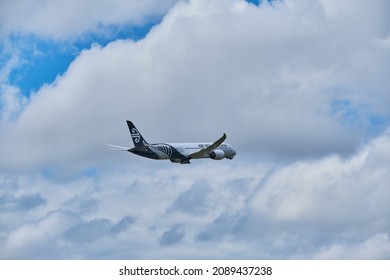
127 121 148 148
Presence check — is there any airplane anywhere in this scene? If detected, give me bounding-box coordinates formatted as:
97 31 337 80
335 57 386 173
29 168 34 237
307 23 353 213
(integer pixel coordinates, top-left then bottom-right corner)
107 121 236 164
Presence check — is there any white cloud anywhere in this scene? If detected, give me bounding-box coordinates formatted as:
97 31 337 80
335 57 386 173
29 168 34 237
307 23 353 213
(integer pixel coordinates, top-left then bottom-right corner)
252 130 390 224
0 161 268 259
0 210 80 259
0 130 389 259
0 85 27 123
1 0 389 173
313 233 390 260
236 129 390 259
0 0 182 39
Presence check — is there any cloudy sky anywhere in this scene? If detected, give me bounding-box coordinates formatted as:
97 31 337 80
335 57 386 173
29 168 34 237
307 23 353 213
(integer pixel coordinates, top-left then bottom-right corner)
0 0 389 259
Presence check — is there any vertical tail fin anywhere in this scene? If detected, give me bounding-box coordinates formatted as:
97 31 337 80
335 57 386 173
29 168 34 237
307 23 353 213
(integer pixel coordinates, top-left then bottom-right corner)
126 121 148 148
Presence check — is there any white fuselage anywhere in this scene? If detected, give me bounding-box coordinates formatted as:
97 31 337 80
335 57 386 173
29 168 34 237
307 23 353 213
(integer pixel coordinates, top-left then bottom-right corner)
168 142 236 159
129 141 236 163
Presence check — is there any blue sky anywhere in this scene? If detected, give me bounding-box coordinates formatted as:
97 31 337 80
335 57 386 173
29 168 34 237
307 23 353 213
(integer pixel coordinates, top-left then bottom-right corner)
6 22 160 96
0 0 389 259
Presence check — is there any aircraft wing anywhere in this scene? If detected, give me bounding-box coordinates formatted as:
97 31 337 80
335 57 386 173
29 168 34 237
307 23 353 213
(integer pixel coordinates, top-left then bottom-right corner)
188 133 226 159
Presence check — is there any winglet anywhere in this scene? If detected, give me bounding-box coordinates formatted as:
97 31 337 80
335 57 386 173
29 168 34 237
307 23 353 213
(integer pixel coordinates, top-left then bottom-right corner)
207 133 226 152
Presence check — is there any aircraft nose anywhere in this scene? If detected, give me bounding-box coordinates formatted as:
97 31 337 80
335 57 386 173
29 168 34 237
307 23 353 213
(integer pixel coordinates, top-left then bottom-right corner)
227 145 236 158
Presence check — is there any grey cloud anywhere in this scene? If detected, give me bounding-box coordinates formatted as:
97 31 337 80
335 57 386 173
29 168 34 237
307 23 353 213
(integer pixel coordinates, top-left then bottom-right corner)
111 216 136 234
63 215 136 244
168 181 211 216
159 224 185 246
63 218 112 244
0 193 46 212
63 196 99 215
197 210 240 242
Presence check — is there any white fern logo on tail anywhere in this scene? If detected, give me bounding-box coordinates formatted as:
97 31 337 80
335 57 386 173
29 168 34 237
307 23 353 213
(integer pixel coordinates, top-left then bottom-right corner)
150 144 173 159
131 128 141 143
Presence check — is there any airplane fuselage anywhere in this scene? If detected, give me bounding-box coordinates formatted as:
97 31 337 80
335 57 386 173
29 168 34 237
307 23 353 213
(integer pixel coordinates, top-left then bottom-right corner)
108 121 236 164
129 142 236 163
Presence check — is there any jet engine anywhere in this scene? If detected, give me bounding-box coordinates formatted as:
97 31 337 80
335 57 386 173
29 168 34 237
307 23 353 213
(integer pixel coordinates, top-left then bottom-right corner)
209 149 225 160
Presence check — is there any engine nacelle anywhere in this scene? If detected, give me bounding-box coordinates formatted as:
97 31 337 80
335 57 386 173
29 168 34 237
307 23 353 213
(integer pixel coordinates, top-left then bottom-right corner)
209 149 225 160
